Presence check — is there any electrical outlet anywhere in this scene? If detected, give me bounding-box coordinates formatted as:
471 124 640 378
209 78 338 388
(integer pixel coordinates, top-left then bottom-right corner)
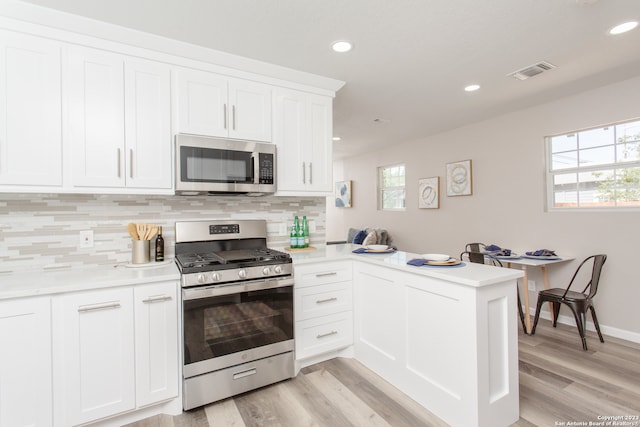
79 230 94 248
278 223 287 236
528 280 536 291
309 220 317 233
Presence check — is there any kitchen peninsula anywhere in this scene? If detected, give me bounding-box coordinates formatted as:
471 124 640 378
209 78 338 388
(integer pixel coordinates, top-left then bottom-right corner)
290 244 524 427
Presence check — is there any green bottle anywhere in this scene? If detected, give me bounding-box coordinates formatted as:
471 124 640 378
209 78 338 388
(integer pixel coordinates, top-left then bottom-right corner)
302 216 310 248
291 216 300 249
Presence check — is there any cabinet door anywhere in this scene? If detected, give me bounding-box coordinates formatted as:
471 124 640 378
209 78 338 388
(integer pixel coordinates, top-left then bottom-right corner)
174 67 228 137
0 30 62 186
134 282 179 407
54 288 135 426
0 297 52 427
228 79 271 142
67 46 125 187
306 95 333 192
124 59 172 189
273 88 306 192
273 88 334 194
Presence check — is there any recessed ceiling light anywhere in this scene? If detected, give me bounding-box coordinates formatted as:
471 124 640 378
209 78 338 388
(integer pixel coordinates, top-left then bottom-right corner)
332 136 342 141
464 84 480 92
609 21 638 35
331 40 353 53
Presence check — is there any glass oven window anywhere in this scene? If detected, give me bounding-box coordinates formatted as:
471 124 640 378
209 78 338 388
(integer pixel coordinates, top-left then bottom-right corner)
183 286 293 365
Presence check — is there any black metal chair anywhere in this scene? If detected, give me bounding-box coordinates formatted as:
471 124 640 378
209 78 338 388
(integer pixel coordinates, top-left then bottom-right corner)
530 254 607 350
460 244 527 332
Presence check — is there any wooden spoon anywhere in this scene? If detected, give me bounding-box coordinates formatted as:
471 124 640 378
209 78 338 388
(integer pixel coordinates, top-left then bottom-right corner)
127 223 139 240
146 225 158 240
136 223 145 241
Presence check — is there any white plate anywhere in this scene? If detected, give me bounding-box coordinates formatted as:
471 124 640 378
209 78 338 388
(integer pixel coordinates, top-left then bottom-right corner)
366 244 389 251
421 253 450 262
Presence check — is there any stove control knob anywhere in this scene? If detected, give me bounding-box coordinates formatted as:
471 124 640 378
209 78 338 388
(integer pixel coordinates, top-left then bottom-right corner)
262 267 271 275
238 269 247 279
274 265 282 274
211 272 221 282
197 273 207 284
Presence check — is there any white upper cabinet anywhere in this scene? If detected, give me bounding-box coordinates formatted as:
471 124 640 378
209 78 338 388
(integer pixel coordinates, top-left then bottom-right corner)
273 88 333 195
0 30 62 187
67 46 171 190
174 67 272 142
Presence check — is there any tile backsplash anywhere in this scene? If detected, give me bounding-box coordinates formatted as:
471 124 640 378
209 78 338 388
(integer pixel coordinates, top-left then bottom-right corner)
0 193 326 273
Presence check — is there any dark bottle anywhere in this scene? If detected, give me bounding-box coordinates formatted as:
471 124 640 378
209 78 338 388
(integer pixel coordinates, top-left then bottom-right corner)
155 226 164 262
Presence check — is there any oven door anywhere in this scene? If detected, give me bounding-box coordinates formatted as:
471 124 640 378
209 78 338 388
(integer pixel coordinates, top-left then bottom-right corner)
175 134 276 194
182 277 294 379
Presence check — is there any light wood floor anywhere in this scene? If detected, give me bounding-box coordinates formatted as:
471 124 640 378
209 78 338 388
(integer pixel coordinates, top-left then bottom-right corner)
128 319 640 426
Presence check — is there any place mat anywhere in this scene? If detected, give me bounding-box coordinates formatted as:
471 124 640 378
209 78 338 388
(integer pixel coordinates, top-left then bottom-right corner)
284 246 317 252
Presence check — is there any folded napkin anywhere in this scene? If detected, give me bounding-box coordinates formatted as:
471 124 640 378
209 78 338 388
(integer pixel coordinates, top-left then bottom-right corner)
526 249 557 257
407 258 426 266
494 249 512 256
352 248 368 254
485 244 502 252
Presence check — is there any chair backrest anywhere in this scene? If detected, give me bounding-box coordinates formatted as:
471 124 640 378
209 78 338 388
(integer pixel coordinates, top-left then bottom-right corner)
461 242 486 264
564 254 607 299
460 242 503 267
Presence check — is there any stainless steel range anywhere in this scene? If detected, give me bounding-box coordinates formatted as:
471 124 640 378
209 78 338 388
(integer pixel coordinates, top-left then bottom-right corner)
175 219 294 410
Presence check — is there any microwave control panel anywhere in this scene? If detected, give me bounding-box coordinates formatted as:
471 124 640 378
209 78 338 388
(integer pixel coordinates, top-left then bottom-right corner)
258 153 274 184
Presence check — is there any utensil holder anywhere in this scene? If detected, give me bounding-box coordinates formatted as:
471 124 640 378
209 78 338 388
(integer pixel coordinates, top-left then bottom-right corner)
132 239 150 264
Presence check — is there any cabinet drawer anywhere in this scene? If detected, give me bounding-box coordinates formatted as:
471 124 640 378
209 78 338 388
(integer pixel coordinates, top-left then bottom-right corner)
295 312 353 360
295 281 352 320
294 261 352 287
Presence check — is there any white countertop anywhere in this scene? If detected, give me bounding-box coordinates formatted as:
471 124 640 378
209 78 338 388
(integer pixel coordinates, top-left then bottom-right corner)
0 260 180 300
1 244 524 300
288 244 524 288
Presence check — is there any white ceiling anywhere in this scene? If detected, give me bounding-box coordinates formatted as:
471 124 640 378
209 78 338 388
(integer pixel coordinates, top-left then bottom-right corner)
19 0 640 159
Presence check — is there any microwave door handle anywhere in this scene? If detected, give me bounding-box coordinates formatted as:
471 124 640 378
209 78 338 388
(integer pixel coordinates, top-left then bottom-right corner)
251 152 259 184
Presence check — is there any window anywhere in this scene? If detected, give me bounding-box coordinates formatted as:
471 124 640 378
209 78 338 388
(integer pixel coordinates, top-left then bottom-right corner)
547 118 640 209
379 164 405 210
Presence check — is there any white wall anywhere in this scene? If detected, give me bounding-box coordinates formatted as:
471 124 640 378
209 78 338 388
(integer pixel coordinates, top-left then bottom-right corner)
327 75 640 339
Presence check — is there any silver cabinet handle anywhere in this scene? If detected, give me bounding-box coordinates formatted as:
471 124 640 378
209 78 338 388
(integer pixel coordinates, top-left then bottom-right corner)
315 272 337 277
317 330 338 339
232 105 236 130
309 162 312 184
129 148 134 178
302 162 306 184
316 297 337 304
233 368 257 380
117 148 122 178
223 104 227 129
78 301 121 313
142 295 172 304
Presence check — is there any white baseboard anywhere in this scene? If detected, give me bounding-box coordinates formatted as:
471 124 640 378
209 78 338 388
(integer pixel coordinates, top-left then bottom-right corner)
532 310 640 344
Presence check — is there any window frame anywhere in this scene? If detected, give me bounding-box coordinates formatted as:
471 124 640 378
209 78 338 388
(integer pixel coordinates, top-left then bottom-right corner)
545 117 640 211
378 163 406 211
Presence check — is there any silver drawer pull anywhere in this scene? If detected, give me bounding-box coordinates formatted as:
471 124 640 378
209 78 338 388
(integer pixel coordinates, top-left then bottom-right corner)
142 295 172 304
315 272 337 277
78 301 121 313
233 368 257 380
317 330 338 339
316 297 337 304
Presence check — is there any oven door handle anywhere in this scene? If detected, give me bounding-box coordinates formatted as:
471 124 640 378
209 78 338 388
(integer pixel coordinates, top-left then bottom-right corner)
251 152 259 184
182 277 294 300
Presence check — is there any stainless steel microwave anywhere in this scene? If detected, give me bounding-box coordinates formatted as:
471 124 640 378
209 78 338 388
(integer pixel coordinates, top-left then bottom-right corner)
175 134 276 195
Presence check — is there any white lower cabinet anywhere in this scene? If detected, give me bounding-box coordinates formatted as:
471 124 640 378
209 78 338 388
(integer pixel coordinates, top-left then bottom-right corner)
53 281 179 426
134 282 179 407
294 261 353 360
53 287 136 426
0 297 53 427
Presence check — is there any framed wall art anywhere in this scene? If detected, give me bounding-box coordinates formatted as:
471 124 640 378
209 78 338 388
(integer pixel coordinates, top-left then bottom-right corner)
446 159 473 196
418 177 440 209
335 180 352 207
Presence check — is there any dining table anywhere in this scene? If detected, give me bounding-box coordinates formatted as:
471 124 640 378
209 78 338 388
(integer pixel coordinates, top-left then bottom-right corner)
494 253 574 334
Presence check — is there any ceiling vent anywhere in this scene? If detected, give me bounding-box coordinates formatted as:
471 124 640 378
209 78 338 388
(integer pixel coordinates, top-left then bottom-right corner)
507 61 557 81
